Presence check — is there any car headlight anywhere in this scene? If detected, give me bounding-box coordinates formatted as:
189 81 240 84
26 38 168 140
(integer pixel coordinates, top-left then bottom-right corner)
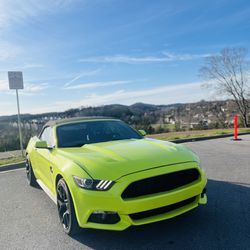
73 176 114 191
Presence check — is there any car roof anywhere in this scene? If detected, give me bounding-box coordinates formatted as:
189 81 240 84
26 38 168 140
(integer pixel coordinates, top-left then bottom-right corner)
45 116 117 127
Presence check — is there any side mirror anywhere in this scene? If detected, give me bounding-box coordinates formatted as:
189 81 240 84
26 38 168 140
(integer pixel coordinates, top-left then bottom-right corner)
138 129 146 136
35 140 48 149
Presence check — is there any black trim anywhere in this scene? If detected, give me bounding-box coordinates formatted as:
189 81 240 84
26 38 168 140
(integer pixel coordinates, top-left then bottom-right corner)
116 161 196 181
88 212 120 224
201 188 206 198
38 126 49 139
121 168 200 199
130 196 197 220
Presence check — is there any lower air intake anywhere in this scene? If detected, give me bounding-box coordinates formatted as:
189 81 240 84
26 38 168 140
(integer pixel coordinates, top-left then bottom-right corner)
130 196 197 220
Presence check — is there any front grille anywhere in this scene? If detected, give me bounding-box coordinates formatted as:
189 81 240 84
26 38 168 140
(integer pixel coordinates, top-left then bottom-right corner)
121 168 199 199
130 196 196 220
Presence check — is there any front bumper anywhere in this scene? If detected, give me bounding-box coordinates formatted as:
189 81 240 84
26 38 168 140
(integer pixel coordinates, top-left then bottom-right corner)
70 162 207 230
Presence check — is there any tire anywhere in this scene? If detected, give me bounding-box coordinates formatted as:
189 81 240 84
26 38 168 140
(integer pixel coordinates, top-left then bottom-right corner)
26 157 37 187
56 178 80 236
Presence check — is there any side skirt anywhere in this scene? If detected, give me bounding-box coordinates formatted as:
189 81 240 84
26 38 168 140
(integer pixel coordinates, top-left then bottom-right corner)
36 179 57 204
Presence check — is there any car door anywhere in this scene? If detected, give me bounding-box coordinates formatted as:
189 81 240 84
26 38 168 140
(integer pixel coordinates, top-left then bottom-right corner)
35 126 55 191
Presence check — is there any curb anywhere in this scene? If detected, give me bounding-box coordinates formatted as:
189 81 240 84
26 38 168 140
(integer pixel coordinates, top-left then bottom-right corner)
0 161 25 172
170 132 250 144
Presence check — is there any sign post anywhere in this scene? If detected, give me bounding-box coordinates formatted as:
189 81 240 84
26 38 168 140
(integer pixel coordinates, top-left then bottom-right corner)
8 71 24 157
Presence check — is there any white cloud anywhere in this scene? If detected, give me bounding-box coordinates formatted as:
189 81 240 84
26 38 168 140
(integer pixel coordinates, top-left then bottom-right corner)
2 81 215 115
0 63 45 72
36 81 211 113
0 101 13 115
0 1 79 67
24 82 49 93
0 80 49 93
163 52 210 61
78 52 210 64
75 82 205 105
20 63 44 70
0 0 78 29
64 69 101 87
64 80 132 90
0 79 8 91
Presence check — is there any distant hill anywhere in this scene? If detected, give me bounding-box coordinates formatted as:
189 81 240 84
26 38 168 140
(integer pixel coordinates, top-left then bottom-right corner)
0 100 239 126
0 99 244 152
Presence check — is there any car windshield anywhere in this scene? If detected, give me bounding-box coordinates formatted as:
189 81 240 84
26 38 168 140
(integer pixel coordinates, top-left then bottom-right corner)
56 120 142 147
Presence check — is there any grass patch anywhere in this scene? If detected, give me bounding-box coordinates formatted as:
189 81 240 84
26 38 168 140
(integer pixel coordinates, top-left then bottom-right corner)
148 128 250 141
215 131 228 135
0 156 25 166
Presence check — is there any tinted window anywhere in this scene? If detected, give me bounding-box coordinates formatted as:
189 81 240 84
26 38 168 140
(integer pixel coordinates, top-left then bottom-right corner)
56 120 142 148
40 127 54 147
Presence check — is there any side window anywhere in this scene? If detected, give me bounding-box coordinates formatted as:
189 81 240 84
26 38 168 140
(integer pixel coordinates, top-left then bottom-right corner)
40 127 54 147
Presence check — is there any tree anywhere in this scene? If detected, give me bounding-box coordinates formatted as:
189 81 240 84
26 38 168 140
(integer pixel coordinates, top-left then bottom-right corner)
200 47 250 127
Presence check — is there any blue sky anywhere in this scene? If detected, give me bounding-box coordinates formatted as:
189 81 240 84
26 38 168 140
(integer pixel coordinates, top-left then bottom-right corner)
0 0 249 115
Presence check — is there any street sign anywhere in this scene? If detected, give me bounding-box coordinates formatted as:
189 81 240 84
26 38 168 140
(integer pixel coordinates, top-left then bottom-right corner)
7 71 24 156
8 71 24 89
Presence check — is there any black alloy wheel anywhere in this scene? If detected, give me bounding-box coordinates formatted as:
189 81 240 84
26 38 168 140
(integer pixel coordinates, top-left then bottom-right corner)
56 178 80 235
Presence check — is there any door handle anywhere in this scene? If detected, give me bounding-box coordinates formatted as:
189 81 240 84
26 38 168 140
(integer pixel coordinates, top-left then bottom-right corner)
49 166 53 173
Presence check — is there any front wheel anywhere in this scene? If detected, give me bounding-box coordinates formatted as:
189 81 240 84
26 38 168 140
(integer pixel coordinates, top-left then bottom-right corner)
56 178 80 236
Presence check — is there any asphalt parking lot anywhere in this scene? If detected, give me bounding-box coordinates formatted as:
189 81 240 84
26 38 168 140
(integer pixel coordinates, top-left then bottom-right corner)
0 135 250 250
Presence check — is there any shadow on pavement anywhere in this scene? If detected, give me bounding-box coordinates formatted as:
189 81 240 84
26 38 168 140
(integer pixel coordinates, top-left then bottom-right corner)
72 179 250 250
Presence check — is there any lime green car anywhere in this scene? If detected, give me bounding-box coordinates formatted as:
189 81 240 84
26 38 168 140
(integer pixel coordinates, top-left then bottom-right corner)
26 117 207 235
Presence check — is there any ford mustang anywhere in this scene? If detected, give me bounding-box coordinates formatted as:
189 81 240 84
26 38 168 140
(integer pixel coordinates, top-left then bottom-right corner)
26 117 207 235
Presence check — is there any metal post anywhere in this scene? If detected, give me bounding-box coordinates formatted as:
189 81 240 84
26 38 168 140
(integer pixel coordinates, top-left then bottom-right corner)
16 89 24 156
234 114 238 140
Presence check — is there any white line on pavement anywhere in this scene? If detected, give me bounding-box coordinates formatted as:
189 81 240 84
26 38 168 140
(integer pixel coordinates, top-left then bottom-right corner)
0 168 25 174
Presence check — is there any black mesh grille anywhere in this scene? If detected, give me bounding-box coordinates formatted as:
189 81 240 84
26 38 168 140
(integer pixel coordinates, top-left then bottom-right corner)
130 196 196 220
121 168 199 199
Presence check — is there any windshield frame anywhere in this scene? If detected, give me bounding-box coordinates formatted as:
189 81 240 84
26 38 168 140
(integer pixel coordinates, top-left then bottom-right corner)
55 119 143 148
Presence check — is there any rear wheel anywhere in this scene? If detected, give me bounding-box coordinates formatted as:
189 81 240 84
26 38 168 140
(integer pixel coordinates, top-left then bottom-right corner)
56 178 80 236
26 157 36 187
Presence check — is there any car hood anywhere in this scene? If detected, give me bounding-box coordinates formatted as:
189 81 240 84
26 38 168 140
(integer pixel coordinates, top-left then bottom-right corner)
57 138 198 180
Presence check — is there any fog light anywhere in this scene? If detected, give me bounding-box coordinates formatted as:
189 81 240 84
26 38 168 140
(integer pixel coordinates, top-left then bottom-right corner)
88 211 120 224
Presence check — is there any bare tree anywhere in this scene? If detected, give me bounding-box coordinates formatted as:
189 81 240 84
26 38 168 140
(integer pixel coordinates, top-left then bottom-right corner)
200 47 250 127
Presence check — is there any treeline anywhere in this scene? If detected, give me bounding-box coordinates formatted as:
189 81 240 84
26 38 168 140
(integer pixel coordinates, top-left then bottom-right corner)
0 101 248 152
0 123 38 152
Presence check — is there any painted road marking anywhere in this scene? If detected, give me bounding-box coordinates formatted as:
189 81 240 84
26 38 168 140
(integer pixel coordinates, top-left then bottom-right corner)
0 167 25 174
